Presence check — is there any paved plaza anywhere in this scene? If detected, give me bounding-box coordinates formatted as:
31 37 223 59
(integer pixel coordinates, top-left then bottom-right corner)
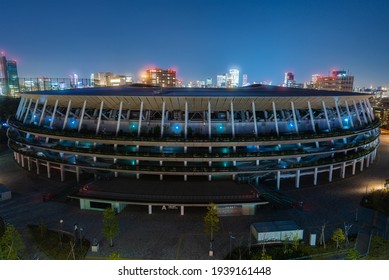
1 136 389 259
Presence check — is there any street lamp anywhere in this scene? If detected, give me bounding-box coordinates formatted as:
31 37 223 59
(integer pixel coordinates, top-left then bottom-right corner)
79 227 83 249
229 232 236 258
59 219 64 248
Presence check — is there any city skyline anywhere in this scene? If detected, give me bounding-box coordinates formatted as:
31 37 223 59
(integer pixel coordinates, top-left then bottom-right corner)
2 0 389 87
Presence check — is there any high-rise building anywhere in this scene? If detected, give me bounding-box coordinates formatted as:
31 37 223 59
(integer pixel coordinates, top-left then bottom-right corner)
145 68 176 87
283 72 295 87
216 74 226 88
0 51 19 95
242 74 249 86
228 69 240 88
313 70 354 92
206 78 213 88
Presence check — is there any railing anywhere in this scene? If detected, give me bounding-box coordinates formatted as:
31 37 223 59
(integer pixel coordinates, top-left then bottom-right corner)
7 129 379 161
7 116 381 145
9 140 378 174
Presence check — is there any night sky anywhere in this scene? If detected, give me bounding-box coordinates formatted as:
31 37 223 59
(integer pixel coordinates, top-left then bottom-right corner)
2 0 389 87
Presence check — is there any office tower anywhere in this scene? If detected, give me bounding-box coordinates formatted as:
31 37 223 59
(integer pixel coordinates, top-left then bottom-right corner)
283 72 295 87
216 74 226 88
206 78 212 88
313 70 354 92
0 52 19 95
228 68 239 87
242 74 248 86
145 68 176 87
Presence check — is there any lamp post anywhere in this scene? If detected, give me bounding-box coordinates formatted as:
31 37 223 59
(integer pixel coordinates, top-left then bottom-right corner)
79 227 83 249
59 219 64 248
229 232 236 258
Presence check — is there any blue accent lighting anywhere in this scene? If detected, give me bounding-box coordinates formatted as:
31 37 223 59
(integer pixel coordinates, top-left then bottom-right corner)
289 122 294 128
217 124 224 133
173 123 181 134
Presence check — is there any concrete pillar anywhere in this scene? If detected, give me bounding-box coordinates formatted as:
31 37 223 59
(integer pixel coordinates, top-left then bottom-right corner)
137 101 144 137
208 101 212 138
208 175 212 181
295 169 300 188
353 100 362 126
184 101 188 138
160 174 163 181
334 98 343 129
272 101 279 136
136 173 140 179
366 154 370 168
360 157 364 171
184 174 187 181
277 171 281 191
50 99 59 128
62 99 72 130
180 205 184 216
329 164 333 182
95 100 104 135
16 96 25 120
21 155 25 167
23 98 33 124
322 100 331 131
230 101 235 138
60 164 65 182
160 101 165 138
314 167 318 185
359 100 368 124
352 159 356 175
38 99 48 126
47 162 51 178
148 205 152 215
344 100 354 128
252 101 258 136
341 162 346 179
291 101 299 134
36 160 40 175
78 100 87 132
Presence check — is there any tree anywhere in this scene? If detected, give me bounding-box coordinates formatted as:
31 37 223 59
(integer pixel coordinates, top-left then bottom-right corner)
204 203 220 243
102 207 120 247
0 224 24 260
347 249 360 260
107 251 123 260
331 228 345 249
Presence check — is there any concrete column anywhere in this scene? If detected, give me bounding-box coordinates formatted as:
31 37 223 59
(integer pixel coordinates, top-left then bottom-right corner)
322 100 331 131
95 100 104 134
16 96 25 119
137 101 144 137
184 101 188 139
21 155 25 167
114 101 123 136
344 100 354 128
50 99 59 128
362 100 372 123
60 164 65 182
62 99 72 130
208 101 212 138
277 171 281 190
329 164 333 182
359 100 368 124
295 169 300 188
160 174 163 181
252 101 258 136
136 173 140 179
78 100 87 132
27 157 31 171
334 98 343 129
38 99 48 126
366 98 375 120
291 101 299 134
148 205 152 215
366 154 370 168
76 166 80 183
341 162 346 179
47 162 51 178
360 157 364 171
184 174 187 181
23 98 33 124
180 206 184 216
16 153 20 164
36 160 40 175
314 167 318 185
160 101 165 138
230 101 235 138
307 101 316 133
272 101 279 136
208 175 212 181
353 100 362 126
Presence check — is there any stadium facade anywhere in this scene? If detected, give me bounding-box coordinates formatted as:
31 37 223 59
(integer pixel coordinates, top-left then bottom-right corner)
7 85 380 214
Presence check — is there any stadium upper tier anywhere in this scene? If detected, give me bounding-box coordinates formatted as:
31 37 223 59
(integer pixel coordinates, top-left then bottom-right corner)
7 85 380 194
